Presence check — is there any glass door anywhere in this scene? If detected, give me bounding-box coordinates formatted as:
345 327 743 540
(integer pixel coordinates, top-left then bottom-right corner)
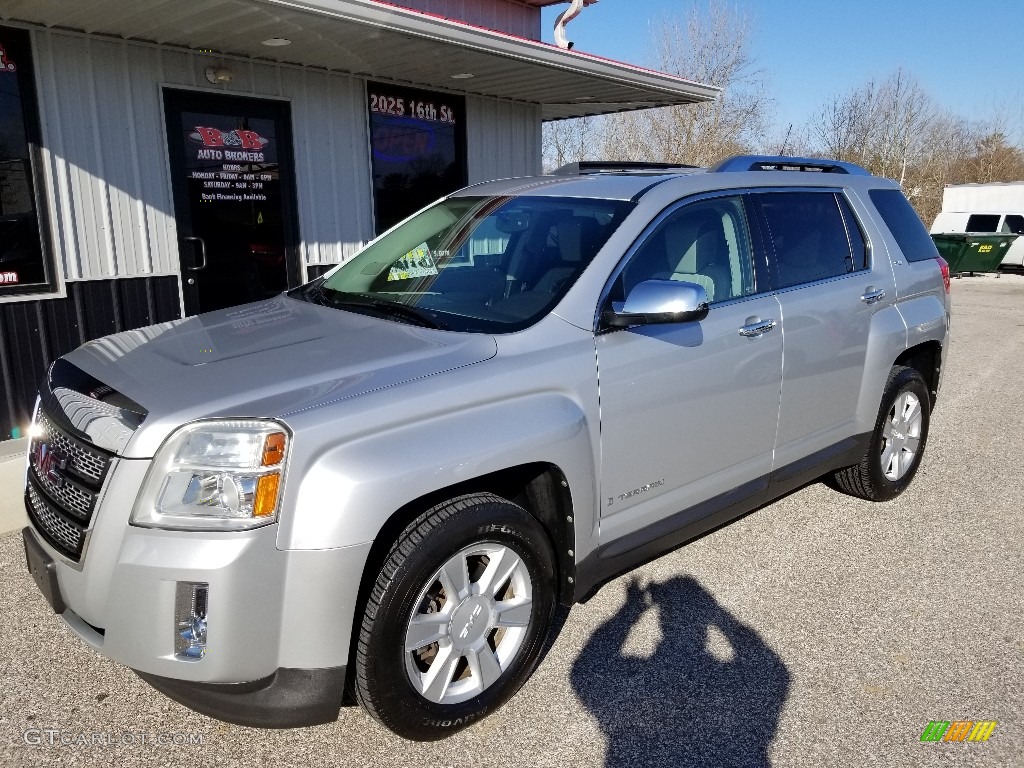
163 90 300 315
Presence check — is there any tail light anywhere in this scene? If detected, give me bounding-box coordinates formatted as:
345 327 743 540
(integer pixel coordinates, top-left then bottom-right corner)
936 256 950 294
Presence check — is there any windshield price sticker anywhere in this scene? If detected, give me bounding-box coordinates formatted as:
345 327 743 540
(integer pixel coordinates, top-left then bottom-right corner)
388 245 440 281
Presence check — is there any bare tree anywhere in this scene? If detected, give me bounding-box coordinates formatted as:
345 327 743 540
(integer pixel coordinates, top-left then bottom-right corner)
603 0 771 166
542 1 772 169
542 115 604 172
907 111 974 225
810 69 936 187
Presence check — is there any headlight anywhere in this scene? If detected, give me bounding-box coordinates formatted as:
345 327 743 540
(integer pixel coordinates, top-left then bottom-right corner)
131 420 290 531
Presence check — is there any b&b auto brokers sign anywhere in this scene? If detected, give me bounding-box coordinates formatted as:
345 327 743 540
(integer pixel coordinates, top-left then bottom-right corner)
187 125 278 203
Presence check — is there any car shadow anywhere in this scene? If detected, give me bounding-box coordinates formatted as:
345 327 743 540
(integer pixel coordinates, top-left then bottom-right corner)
570 575 791 768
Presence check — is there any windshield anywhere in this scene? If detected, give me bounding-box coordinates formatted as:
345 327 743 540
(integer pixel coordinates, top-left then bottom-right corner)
299 195 635 333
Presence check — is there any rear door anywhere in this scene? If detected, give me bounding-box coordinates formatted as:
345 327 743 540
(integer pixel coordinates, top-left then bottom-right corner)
751 189 895 468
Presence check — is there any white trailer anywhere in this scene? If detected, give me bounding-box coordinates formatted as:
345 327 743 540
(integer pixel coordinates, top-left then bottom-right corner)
931 182 1024 267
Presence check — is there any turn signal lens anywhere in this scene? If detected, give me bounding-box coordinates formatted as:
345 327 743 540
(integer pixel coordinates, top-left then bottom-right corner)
254 474 281 517
262 432 287 466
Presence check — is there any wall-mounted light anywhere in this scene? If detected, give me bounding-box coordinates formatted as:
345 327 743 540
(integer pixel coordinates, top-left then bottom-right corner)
204 66 234 84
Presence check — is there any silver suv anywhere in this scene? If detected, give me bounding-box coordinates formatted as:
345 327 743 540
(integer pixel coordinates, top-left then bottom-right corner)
22 155 951 740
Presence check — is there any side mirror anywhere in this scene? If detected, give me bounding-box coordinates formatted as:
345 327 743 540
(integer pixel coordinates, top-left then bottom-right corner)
603 279 710 328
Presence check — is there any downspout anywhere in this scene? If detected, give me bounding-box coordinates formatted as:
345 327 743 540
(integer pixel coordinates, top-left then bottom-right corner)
554 0 598 50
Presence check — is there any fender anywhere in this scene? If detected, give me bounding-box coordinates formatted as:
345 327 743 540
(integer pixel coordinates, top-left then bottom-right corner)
854 304 909 432
896 293 949 352
278 389 599 552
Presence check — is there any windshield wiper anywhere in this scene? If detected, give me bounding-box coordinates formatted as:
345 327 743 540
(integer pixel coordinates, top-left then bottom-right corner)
291 280 328 306
368 298 447 330
319 290 446 330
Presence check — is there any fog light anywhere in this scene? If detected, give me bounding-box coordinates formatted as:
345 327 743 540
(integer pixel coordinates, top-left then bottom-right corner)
174 582 208 660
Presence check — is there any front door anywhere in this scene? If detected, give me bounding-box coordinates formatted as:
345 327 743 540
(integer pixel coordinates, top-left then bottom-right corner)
596 195 783 544
164 90 300 316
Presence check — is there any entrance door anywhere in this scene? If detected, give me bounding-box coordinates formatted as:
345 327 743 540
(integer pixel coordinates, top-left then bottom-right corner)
164 90 300 316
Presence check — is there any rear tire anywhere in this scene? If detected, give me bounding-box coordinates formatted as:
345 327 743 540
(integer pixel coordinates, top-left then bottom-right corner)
831 365 931 502
354 493 556 741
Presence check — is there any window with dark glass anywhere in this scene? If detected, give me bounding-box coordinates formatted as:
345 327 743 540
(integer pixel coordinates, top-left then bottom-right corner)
868 188 939 263
756 191 865 288
1001 215 1024 235
0 26 52 296
965 213 999 233
367 82 467 235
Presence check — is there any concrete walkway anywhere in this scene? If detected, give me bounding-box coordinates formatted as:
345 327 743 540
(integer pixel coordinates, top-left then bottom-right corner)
0 438 28 535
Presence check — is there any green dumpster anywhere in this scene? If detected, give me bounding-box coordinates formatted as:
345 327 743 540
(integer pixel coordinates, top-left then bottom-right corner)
931 233 1018 277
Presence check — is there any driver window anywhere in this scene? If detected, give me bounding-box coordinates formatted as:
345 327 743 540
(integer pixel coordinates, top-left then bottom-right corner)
619 196 755 304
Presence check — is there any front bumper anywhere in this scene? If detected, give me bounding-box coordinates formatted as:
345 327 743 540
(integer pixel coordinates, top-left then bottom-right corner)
136 666 348 728
23 454 373 698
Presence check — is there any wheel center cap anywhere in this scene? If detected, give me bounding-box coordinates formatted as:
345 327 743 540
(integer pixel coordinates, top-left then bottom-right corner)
893 429 906 441
450 597 492 650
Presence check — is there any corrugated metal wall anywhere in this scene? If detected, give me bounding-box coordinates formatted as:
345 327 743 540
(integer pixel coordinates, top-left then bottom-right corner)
27 27 542 277
392 0 540 39
468 98 543 183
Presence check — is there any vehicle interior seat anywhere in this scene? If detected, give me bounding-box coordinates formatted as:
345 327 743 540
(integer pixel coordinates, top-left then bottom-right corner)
663 211 733 302
533 216 602 294
492 215 601 319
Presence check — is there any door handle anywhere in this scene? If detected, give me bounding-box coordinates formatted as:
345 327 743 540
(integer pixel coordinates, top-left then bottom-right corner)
738 318 776 337
860 287 886 304
182 237 208 271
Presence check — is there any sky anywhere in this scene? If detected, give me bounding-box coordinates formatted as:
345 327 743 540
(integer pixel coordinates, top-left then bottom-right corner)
539 0 1024 142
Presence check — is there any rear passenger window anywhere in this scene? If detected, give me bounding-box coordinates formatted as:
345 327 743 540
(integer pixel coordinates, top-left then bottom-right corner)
966 214 999 232
755 192 863 289
868 188 939 263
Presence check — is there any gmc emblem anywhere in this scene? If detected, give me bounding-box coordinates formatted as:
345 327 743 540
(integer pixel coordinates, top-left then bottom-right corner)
33 440 68 487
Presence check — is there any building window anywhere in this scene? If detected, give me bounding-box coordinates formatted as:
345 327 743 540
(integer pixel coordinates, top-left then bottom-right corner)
367 82 467 234
0 26 54 297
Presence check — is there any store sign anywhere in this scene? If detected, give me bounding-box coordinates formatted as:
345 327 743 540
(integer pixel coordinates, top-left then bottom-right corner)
184 120 277 203
0 271 19 284
0 43 16 72
369 93 457 124
367 82 466 233
189 126 270 162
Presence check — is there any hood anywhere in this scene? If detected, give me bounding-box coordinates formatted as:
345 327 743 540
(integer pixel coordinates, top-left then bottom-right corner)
63 294 497 457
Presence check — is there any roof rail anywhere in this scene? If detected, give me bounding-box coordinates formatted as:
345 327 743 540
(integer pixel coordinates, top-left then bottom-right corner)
553 161 699 176
712 155 871 176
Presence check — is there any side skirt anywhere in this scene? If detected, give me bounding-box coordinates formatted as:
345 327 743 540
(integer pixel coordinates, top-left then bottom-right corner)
572 433 871 602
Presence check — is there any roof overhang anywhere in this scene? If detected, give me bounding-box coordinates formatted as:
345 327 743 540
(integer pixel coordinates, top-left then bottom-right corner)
0 0 718 120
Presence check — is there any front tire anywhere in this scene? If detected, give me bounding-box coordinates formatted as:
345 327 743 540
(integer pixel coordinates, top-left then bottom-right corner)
831 365 931 501
354 493 557 741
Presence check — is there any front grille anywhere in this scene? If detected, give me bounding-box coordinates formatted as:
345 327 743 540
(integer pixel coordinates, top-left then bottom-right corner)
33 409 110 484
26 407 115 563
26 480 85 558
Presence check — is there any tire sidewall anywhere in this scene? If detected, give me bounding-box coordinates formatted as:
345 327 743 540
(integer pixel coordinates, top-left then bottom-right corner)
359 497 557 740
866 367 931 500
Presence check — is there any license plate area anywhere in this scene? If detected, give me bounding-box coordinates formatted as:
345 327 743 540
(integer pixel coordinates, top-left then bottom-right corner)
23 527 66 614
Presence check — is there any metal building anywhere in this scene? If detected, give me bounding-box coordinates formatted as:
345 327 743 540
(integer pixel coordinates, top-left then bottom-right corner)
0 0 717 439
